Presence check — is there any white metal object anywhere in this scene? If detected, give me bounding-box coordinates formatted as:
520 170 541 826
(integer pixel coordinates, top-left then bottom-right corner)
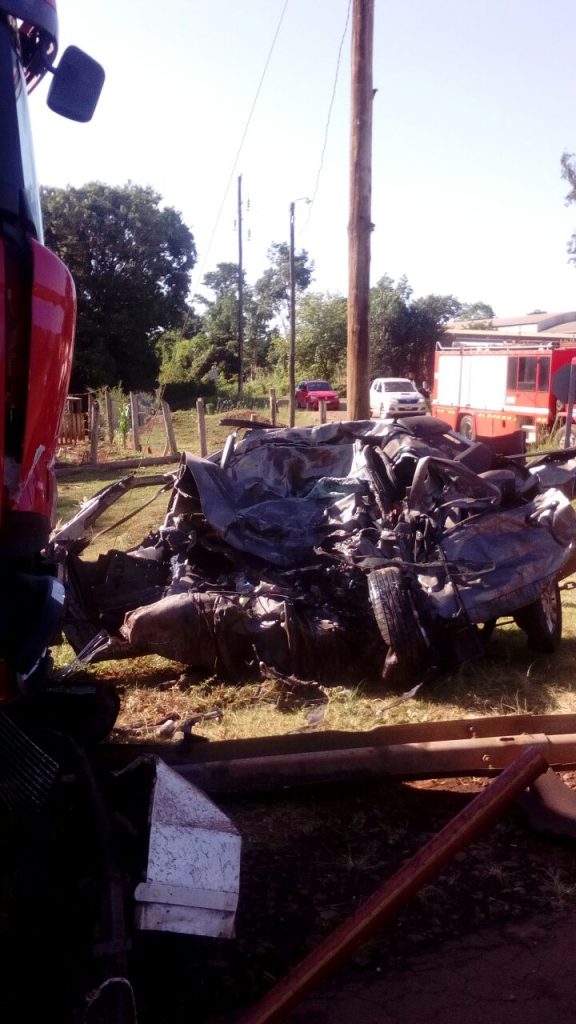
134 758 241 938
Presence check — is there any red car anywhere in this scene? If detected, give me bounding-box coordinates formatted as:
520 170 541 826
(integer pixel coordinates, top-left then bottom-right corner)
295 380 340 411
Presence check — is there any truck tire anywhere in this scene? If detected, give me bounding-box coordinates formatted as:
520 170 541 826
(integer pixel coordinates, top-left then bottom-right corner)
554 426 576 449
458 415 476 440
513 580 562 653
368 566 429 684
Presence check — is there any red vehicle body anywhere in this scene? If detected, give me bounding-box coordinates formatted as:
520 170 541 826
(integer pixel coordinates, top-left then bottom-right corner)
432 338 576 445
295 379 340 411
0 1 103 692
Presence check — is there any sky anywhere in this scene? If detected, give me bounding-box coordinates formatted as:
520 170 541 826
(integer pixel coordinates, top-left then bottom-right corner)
27 0 576 317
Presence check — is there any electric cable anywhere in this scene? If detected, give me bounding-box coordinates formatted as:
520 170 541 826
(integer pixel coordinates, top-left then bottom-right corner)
194 0 290 289
303 0 353 230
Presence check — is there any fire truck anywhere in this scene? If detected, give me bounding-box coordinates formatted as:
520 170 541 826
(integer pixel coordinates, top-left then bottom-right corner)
431 337 576 446
0 2 103 695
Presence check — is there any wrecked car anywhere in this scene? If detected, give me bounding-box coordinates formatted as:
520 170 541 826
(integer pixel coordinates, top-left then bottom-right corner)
50 416 576 690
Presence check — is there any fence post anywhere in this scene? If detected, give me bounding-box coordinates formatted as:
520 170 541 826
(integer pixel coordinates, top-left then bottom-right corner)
90 398 100 464
269 388 277 426
197 397 207 457
161 399 178 455
319 399 327 424
130 392 141 451
104 388 114 444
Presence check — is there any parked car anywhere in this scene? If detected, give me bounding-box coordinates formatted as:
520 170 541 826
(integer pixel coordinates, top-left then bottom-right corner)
370 377 427 418
295 380 340 410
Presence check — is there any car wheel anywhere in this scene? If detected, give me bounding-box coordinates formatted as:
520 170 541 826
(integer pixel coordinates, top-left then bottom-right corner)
459 415 476 440
367 566 429 687
513 580 562 653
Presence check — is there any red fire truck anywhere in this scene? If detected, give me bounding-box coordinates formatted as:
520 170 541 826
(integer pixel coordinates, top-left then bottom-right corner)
0 1 104 693
431 337 576 446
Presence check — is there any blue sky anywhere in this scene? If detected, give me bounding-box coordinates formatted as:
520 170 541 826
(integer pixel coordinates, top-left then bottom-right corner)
29 0 576 316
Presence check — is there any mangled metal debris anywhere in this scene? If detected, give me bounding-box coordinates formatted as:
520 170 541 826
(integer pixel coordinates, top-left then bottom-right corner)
134 757 241 938
50 416 576 688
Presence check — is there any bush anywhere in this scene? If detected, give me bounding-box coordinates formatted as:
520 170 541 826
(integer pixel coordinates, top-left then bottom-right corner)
161 380 216 411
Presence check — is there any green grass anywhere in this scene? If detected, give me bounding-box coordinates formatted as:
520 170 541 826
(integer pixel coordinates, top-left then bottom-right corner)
51 407 576 741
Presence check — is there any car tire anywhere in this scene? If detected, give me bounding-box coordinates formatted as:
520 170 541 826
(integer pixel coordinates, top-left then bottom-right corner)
459 415 476 440
513 580 562 653
368 566 429 686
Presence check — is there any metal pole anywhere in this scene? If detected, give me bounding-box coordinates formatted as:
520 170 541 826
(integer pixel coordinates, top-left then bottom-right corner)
289 201 296 427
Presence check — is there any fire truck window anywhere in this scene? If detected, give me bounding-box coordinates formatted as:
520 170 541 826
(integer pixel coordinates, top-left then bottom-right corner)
537 356 550 392
507 356 518 389
517 356 537 391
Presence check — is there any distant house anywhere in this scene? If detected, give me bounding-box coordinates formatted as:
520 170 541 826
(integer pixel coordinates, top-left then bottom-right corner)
446 311 576 345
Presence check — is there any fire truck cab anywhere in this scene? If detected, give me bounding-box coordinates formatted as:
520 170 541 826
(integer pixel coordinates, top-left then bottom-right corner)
432 338 576 446
0 1 103 694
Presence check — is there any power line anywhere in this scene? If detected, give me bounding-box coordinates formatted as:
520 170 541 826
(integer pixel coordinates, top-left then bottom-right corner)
303 0 353 229
194 0 290 290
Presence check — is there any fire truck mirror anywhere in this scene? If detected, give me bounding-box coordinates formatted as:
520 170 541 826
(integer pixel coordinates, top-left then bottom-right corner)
552 363 576 405
47 46 105 123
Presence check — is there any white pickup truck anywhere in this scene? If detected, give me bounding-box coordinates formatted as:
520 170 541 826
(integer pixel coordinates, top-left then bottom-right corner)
369 377 427 418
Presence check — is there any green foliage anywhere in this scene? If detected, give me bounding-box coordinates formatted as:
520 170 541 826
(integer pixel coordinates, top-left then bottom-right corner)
561 151 576 264
161 380 216 411
369 275 460 382
457 301 495 323
118 403 130 447
41 182 197 393
295 292 347 379
156 331 201 384
254 242 314 330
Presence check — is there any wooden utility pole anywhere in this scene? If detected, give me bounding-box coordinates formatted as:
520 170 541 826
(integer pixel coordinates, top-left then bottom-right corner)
347 0 374 420
237 174 244 401
289 201 296 427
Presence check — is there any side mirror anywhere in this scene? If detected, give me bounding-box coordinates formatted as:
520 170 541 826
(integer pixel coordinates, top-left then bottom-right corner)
47 46 105 123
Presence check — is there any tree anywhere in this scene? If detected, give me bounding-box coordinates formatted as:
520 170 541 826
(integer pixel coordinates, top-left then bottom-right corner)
41 182 197 392
457 301 495 323
254 242 314 330
561 151 576 264
295 293 347 379
369 276 460 382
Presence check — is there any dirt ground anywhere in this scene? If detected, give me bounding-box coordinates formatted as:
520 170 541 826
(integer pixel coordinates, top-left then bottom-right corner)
285 908 576 1024
127 772 576 1024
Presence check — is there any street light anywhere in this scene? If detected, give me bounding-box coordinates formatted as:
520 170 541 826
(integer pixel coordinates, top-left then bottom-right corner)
289 197 310 427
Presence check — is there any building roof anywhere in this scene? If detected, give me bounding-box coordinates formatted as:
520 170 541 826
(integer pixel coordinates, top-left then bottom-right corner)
449 311 576 332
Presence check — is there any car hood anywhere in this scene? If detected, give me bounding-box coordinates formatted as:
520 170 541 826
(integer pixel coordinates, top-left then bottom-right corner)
385 391 423 399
